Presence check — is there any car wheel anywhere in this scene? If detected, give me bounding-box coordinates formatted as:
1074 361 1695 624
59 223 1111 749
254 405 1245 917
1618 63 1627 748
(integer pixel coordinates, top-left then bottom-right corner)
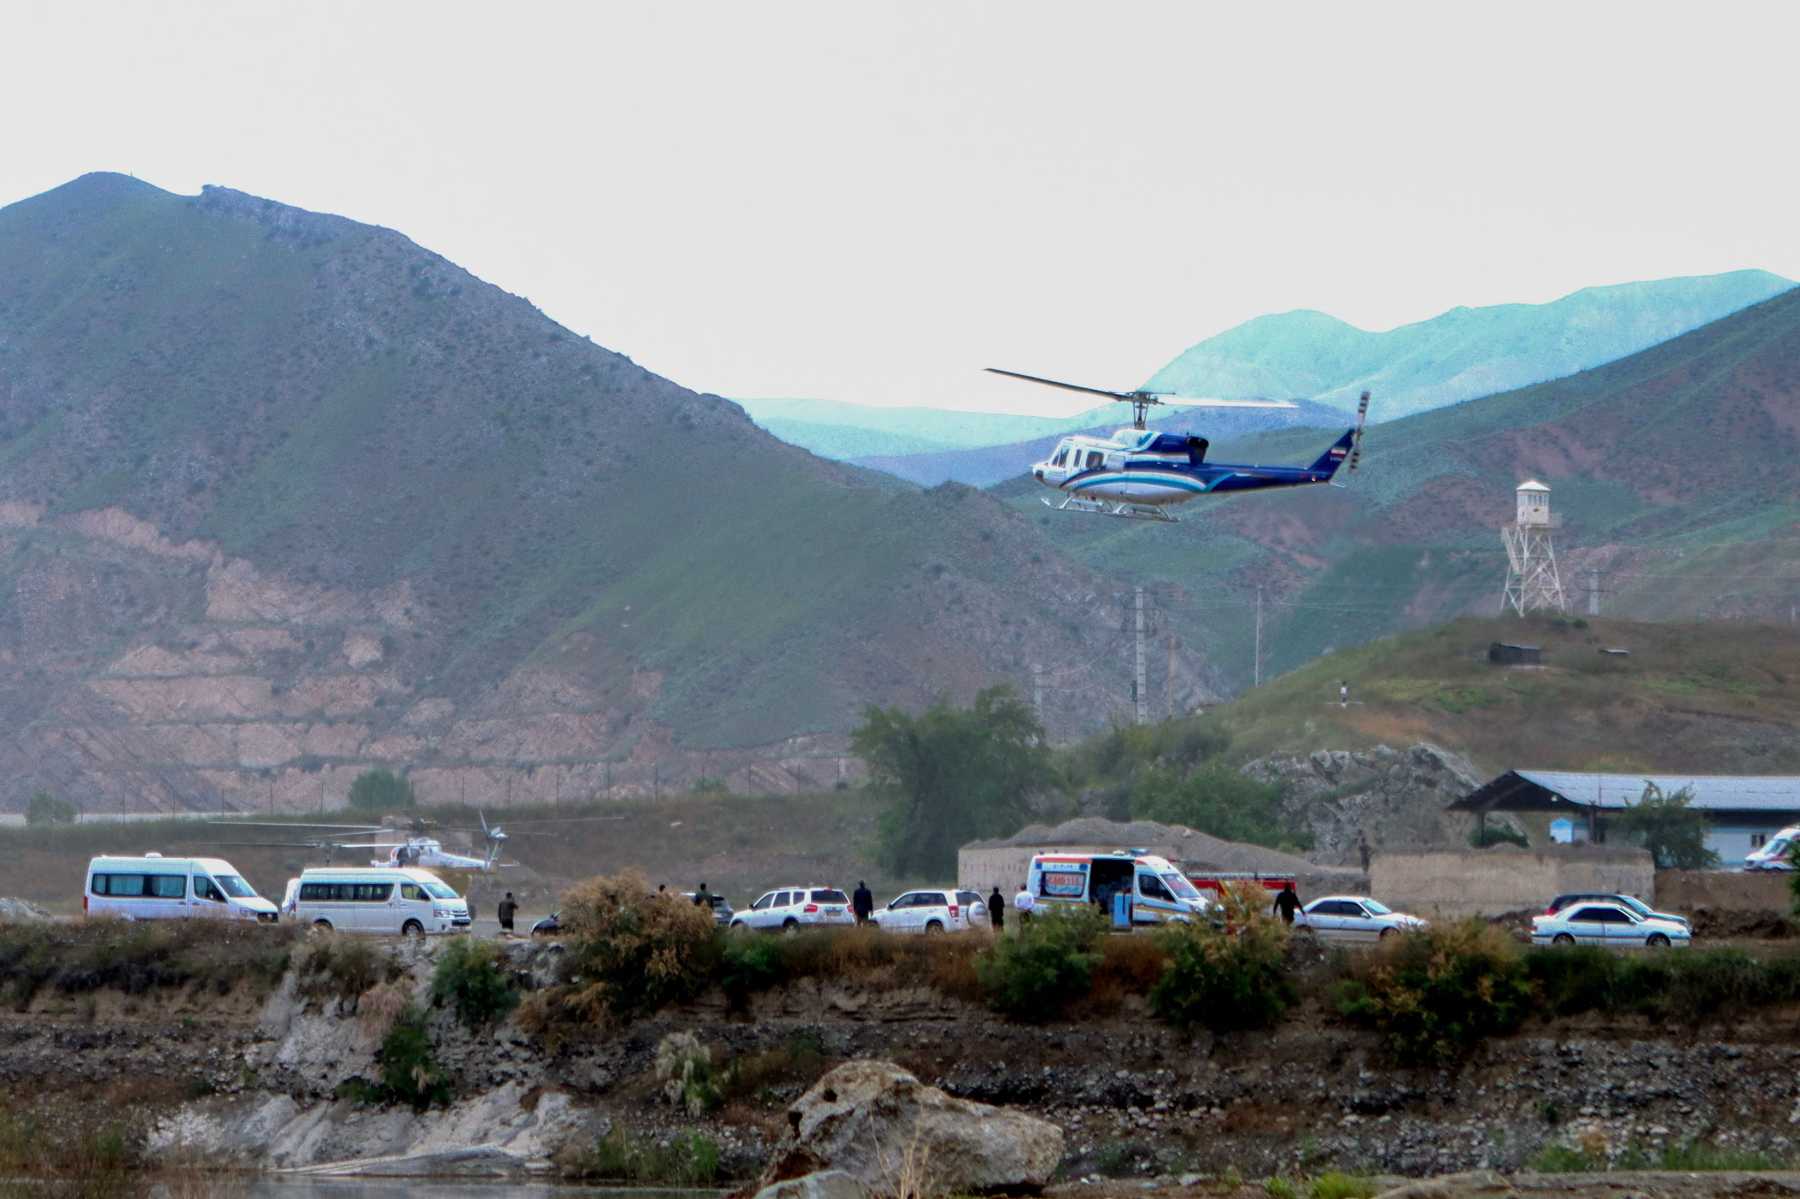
1553 933 1574 945
1379 927 1395 940
782 918 799 934
1647 933 1671 948
925 920 944 934
401 920 424 938
311 919 333 934
730 921 752 935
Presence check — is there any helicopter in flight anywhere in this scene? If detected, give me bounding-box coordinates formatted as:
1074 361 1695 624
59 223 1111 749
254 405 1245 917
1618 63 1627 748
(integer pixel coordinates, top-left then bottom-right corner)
986 368 1370 522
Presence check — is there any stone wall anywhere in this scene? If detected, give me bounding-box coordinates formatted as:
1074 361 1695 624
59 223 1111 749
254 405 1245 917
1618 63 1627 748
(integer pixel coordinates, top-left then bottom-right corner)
1372 845 1653 918
1655 870 1793 913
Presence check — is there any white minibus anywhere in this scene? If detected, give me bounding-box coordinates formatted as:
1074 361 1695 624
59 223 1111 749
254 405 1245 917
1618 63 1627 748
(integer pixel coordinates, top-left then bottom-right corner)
1024 850 1211 926
291 866 470 935
84 854 280 923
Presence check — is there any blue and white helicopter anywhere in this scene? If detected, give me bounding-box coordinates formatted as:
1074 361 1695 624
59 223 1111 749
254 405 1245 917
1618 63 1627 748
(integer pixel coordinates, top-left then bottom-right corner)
988 368 1370 523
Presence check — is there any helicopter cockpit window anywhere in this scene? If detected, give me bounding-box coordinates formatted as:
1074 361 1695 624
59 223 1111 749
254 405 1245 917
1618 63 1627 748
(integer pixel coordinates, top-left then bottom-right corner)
1051 446 1068 466
1085 450 1104 470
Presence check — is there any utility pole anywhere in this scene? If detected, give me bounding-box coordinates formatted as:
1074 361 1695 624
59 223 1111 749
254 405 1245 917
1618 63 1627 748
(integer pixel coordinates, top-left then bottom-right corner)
1031 663 1043 725
1588 569 1600 617
1254 585 1264 688
1166 633 1178 720
1133 586 1147 725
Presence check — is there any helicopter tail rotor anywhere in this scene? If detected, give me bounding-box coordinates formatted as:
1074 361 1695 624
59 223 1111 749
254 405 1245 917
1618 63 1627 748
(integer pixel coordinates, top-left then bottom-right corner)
1347 391 1371 472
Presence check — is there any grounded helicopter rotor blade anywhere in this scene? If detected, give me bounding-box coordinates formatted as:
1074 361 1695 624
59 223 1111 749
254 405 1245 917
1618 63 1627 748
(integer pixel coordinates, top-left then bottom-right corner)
207 821 384 832
985 368 1141 403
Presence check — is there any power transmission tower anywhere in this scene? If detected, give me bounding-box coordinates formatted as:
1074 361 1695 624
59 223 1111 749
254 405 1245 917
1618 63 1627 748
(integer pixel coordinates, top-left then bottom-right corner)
1133 586 1147 725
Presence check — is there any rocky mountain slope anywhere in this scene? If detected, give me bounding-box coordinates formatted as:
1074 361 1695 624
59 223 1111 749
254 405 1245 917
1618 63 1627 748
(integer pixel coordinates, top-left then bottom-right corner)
1144 270 1793 418
0 173 1220 814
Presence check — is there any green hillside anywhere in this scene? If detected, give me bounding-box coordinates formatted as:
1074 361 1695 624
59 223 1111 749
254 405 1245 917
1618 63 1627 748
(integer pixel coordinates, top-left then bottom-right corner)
1208 616 1800 778
0 174 1174 809
1145 270 1793 417
1005 284 1800 693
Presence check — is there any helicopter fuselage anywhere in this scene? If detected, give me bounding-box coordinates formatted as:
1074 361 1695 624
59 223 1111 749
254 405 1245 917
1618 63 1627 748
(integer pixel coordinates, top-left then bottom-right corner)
1031 426 1350 511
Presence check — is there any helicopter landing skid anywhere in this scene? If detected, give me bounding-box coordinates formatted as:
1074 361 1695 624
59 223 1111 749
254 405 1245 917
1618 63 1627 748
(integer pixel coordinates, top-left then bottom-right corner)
1042 495 1178 523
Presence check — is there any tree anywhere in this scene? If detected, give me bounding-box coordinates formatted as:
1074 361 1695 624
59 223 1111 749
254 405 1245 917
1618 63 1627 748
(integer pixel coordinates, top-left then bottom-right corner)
1612 782 1718 870
24 789 77 826
348 768 417 814
1130 762 1309 850
852 686 1050 877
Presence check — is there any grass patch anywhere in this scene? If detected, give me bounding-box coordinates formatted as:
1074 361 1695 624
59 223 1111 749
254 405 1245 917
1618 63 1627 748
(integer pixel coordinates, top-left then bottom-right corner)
0 920 295 1008
570 1128 721 1186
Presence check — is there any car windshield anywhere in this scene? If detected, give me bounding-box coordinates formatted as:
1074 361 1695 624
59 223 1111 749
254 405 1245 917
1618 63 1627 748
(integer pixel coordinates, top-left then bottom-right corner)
812 889 848 904
1362 899 1392 915
421 881 458 900
1161 873 1201 900
1615 895 1651 916
213 874 257 899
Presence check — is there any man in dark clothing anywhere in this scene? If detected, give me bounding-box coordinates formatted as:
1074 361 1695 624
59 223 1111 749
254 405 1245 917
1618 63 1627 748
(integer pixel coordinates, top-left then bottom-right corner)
1357 833 1372 874
693 882 711 907
852 881 874 925
497 891 517 935
1272 883 1301 926
987 886 1005 932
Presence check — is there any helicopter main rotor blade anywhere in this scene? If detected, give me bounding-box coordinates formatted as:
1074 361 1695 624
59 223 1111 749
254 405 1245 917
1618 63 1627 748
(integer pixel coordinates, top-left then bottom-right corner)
985 368 1142 403
207 821 384 832
1149 395 1299 410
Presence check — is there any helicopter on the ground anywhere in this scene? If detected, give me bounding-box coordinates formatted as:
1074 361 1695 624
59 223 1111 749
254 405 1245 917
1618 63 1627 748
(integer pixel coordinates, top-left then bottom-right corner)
986 368 1369 522
209 811 618 871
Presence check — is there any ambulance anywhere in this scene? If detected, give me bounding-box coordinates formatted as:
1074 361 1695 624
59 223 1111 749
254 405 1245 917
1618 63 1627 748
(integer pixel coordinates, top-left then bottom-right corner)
1024 850 1211 926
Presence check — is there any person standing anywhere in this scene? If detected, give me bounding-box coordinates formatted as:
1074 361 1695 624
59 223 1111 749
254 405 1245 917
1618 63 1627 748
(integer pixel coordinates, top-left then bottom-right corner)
1272 883 1301 926
693 882 711 907
987 885 1005 933
497 891 517 935
1339 681 1349 708
1357 833 1372 875
852 880 874 926
1013 882 1036 927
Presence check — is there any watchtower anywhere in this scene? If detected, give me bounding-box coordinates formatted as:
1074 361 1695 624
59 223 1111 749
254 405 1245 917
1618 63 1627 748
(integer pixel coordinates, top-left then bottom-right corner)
1500 480 1567 616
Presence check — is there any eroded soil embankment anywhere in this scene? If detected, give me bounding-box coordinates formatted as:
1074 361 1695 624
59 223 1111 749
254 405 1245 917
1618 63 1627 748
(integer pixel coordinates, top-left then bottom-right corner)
6 965 1800 1182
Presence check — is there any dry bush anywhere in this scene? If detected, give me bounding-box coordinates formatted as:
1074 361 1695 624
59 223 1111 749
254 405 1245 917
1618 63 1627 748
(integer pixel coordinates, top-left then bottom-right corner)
554 869 719 1022
356 979 413 1046
1095 933 1172 993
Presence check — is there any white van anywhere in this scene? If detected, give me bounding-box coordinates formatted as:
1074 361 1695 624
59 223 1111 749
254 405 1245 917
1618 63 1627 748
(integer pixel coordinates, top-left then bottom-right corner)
84 854 280 923
292 866 470 935
1025 850 1211 926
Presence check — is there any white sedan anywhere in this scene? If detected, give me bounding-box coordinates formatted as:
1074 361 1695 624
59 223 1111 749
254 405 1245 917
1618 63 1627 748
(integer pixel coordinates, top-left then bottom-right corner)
1532 901 1690 949
1295 896 1427 943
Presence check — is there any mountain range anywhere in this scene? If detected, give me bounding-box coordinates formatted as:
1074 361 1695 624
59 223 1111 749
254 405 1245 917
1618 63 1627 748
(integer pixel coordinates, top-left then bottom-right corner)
739 270 1792 486
0 173 1212 813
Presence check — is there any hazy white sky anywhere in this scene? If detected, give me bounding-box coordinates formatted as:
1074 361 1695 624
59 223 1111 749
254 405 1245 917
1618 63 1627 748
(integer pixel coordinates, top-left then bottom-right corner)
6 2 1798 415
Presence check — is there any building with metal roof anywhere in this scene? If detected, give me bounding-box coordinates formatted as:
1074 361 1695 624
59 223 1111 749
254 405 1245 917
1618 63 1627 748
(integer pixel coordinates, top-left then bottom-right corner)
1449 770 1800 864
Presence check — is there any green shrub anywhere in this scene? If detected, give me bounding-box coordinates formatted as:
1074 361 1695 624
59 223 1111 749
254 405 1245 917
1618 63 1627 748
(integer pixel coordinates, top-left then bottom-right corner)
552 870 719 1022
24 789 77 826
1527 945 1800 1025
1150 912 1292 1032
1333 920 1532 1063
1309 1173 1377 1199
578 1128 721 1185
375 1006 450 1110
430 937 518 1028
975 906 1105 1021
655 1032 721 1115
348 768 417 813
1264 1178 1298 1199
1468 823 1528 848
719 935 787 1009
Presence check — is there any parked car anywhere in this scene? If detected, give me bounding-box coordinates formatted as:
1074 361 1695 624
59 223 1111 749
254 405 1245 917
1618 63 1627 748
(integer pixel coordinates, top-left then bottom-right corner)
729 886 854 933
1294 895 1427 942
1545 892 1689 929
870 888 987 934
1744 826 1799 871
1532 901 1690 949
86 854 280 924
531 912 561 936
683 892 736 927
292 866 471 935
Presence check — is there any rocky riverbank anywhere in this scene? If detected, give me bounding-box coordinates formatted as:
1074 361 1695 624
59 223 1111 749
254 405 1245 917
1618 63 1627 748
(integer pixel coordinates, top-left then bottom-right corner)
3 933 1800 1189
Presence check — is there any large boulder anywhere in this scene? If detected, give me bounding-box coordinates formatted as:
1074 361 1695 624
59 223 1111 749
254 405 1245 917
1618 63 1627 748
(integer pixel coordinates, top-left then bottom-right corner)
761 1060 1062 1197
